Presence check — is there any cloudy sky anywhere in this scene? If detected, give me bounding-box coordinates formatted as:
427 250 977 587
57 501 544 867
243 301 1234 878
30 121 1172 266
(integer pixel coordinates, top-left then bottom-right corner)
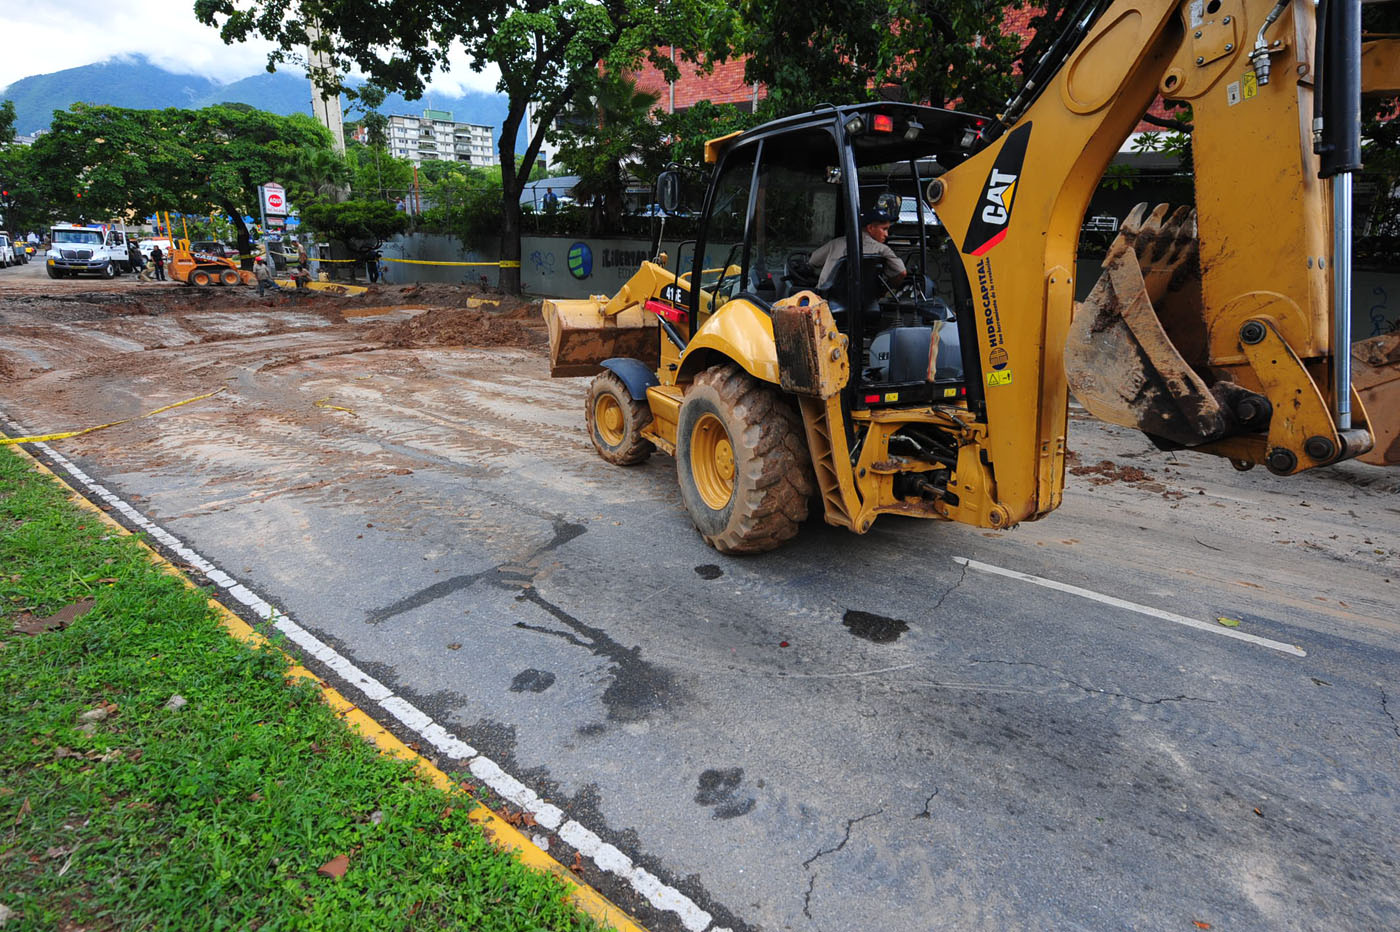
0 0 500 94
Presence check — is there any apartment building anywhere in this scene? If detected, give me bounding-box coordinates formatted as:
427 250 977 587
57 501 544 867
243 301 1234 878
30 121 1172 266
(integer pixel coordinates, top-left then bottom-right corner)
382 110 498 168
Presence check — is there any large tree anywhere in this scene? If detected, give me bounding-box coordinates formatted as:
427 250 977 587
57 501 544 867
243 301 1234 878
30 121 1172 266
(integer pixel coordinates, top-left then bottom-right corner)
735 0 1079 116
193 0 722 293
25 103 334 264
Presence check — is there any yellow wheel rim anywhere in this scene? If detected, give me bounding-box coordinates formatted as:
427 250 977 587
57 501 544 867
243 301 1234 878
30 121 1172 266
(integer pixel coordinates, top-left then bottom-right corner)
691 412 735 510
594 393 626 446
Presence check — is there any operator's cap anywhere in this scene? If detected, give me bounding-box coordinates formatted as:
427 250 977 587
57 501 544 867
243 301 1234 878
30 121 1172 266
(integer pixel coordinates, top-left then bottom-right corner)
861 206 895 225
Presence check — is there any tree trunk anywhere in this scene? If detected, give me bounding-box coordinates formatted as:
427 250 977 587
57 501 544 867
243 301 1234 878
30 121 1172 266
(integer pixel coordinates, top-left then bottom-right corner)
227 208 254 271
500 198 522 294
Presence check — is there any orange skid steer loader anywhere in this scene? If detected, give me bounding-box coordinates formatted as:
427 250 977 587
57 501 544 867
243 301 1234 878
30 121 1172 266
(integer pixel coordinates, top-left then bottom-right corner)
167 243 254 287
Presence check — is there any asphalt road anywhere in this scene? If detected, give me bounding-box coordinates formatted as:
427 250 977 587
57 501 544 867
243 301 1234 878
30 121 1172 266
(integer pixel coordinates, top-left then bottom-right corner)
2 281 1397 931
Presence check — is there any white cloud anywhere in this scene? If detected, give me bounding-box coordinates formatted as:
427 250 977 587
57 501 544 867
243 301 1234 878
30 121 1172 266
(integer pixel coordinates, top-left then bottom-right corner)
0 0 499 95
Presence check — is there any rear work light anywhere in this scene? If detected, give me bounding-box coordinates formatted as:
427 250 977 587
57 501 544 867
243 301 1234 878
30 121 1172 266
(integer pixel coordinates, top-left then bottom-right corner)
871 114 894 133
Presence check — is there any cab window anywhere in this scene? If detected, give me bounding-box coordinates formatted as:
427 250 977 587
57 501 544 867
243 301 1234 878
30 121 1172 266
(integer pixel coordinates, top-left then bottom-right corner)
696 145 757 315
749 128 843 303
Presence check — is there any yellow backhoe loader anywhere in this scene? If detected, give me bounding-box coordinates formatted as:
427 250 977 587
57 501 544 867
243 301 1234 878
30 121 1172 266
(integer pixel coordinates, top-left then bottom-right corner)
545 0 1400 553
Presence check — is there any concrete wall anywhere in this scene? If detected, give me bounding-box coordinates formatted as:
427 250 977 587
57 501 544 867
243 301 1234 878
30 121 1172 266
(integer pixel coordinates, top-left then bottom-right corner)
383 231 1400 338
379 232 500 287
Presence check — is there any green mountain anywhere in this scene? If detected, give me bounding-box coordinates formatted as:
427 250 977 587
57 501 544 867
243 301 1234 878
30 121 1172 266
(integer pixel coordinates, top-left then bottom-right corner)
3 58 220 131
1 55 514 146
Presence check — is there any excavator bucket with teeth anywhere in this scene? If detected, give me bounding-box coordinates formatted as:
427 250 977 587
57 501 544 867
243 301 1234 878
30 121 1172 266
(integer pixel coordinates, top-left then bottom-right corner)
1353 334 1400 466
1065 204 1241 447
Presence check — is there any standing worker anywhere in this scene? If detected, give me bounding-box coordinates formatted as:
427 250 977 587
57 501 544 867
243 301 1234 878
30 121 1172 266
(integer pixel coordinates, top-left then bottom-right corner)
126 241 146 280
149 244 167 282
253 256 282 297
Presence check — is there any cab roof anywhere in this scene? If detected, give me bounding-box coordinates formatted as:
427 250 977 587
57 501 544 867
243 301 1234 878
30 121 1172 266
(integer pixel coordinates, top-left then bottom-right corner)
704 102 992 167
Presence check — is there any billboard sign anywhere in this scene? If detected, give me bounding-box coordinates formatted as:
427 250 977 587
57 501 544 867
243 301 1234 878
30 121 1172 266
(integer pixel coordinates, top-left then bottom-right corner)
261 183 287 216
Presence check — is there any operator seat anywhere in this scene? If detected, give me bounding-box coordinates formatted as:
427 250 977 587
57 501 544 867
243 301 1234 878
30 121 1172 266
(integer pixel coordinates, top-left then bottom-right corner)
819 255 886 323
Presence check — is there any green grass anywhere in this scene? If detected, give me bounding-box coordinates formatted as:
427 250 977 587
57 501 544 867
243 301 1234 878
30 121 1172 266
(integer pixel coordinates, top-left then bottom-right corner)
0 447 607 932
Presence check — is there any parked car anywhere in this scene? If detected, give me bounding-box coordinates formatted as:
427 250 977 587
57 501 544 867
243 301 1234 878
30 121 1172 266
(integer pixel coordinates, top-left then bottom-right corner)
0 232 15 267
190 240 239 259
138 238 173 260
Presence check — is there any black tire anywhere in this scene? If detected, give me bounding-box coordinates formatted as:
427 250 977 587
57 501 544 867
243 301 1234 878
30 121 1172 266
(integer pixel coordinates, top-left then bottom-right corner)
585 371 655 465
47 265 61 279
676 364 813 554
102 261 117 279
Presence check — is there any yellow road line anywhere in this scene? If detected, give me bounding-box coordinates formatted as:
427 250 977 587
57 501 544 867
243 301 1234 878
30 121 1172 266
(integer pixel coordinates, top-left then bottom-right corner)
3 440 649 932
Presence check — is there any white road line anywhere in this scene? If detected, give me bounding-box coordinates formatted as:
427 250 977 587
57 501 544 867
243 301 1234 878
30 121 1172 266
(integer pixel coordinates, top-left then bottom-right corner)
3 419 720 932
954 557 1307 657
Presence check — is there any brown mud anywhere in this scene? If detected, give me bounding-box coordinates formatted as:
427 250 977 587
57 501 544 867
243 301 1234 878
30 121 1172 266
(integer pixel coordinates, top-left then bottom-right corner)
0 281 545 385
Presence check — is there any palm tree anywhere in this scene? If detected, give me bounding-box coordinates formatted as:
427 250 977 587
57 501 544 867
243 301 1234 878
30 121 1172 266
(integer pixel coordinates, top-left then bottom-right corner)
285 148 352 204
559 74 662 233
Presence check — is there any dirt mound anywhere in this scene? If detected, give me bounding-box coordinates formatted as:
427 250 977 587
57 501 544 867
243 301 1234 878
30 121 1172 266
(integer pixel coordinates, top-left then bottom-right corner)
365 301 546 349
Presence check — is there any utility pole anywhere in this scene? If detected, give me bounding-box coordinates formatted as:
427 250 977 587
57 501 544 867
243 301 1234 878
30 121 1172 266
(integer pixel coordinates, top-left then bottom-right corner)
306 22 347 156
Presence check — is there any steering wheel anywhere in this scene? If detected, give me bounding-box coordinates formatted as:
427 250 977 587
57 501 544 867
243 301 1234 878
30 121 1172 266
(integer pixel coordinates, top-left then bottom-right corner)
785 251 819 289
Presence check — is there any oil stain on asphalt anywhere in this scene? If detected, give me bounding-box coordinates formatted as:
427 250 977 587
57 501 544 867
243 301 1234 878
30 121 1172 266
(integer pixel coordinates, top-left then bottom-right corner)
842 609 909 643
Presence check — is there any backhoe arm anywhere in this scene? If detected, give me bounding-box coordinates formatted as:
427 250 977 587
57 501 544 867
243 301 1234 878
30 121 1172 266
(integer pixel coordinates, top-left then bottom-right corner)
932 0 1380 528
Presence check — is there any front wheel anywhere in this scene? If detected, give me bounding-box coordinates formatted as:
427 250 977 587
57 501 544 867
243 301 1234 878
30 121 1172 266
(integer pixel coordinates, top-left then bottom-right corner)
102 261 117 279
585 371 654 465
676 364 813 554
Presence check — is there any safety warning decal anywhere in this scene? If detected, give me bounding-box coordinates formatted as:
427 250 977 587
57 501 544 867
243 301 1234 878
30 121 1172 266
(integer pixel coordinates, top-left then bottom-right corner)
961 122 1033 257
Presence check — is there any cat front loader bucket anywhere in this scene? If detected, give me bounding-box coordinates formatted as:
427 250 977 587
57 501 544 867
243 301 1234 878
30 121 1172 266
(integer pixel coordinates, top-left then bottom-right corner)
541 262 666 377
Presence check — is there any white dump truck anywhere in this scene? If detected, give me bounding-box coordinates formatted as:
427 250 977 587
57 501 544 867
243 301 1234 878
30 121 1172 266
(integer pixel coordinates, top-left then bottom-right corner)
46 224 134 279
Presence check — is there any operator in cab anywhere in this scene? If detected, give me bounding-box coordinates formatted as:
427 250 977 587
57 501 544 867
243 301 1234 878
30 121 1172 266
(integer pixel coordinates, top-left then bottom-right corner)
809 206 907 290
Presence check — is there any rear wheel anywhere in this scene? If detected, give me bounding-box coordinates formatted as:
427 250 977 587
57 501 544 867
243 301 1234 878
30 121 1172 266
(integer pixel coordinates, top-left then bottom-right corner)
585 371 655 465
219 268 241 286
676 364 813 554
191 270 212 286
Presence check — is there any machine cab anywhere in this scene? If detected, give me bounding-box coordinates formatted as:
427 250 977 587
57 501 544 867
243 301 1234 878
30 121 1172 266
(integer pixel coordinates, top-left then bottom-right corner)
673 102 990 410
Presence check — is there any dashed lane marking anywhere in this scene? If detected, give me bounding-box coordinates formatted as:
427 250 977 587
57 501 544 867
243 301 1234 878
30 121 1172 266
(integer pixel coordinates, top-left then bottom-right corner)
954 557 1307 657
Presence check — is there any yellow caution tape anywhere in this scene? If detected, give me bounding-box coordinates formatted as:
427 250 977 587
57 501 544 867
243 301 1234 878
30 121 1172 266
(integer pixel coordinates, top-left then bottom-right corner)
381 257 520 268
0 389 226 446
314 398 357 417
264 254 518 264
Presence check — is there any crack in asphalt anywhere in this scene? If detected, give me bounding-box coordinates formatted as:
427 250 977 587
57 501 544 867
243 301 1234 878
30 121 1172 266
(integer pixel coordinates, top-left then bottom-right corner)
914 787 939 819
930 561 970 615
801 809 883 919
1381 687 1400 741
968 657 1216 705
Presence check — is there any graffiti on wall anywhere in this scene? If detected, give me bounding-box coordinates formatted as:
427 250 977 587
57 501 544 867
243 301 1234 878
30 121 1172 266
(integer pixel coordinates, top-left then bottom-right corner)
1368 285 1396 337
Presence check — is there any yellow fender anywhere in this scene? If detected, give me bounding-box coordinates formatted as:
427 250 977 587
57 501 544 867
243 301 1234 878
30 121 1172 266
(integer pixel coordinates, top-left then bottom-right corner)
677 299 779 384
